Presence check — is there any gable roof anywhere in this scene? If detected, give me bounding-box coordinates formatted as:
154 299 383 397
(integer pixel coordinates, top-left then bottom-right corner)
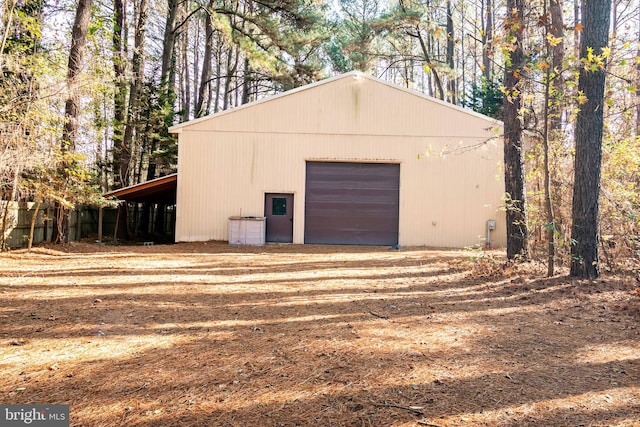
168 71 501 135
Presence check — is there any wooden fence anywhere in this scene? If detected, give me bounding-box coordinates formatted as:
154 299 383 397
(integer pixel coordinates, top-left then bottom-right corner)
0 201 118 249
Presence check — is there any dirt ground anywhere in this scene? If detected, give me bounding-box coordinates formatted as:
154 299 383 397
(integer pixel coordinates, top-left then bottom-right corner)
0 241 639 427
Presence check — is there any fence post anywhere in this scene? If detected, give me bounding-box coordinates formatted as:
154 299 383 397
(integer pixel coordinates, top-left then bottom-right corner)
98 207 103 243
76 207 82 241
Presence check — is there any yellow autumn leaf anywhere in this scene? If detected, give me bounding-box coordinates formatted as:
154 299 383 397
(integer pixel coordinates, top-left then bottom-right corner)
601 46 611 58
546 34 563 47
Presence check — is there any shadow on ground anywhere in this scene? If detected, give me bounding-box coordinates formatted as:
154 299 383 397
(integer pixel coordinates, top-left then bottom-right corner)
1 242 638 426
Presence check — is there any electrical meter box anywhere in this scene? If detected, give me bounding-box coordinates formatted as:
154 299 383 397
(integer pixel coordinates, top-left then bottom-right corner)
487 220 496 230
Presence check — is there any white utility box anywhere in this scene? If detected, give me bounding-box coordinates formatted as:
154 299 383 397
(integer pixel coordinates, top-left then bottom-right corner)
228 216 266 245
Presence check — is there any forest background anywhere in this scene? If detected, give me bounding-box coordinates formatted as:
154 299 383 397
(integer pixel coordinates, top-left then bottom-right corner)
1 0 639 276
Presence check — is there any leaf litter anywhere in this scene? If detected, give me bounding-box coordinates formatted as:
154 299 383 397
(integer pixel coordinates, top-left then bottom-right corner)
0 242 638 426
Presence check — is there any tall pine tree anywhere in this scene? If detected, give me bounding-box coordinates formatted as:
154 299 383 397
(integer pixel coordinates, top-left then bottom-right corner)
570 0 611 278
502 0 529 260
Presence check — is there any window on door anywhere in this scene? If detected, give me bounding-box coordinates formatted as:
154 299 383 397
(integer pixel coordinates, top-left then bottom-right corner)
272 198 287 216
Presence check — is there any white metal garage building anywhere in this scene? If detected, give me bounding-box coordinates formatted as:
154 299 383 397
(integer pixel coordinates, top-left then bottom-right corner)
168 71 507 248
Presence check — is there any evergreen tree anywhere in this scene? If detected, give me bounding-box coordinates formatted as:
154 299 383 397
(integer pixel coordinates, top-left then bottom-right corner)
570 0 612 278
502 0 529 260
462 77 503 119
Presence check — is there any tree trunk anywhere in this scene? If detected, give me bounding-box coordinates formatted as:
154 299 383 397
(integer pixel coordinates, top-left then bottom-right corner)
182 26 191 121
195 4 213 118
543 55 556 276
636 6 640 137
27 199 41 250
223 46 237 110
574 0 581 58
112 0 127 189
213 44 222 113
549 0 564 130
160 0 178 91
121 0 148 188
537 0 564 275
446 0 456 104
611 0 618 48
570 0 611 278
241 57 251 105
192 17 201 119
502 0 528 260
146 0 178 183
482 0 493 81
1 196 11 251
62 0 92 151
116 203 131 241
414 25 444 101
544 0 564 276
55 0 92 244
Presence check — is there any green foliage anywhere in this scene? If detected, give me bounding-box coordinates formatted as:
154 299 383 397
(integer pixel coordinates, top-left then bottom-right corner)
140 81 178 175
22 150 113 209
325 0 381 73
208 0 330 89
3 0 44 57
0 0 113 249
462 78 503 119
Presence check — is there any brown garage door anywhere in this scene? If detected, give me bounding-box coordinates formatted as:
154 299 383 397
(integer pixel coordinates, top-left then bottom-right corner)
304 162 399 245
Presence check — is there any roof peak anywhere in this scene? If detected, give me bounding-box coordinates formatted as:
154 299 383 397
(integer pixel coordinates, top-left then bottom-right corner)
168 72 501 134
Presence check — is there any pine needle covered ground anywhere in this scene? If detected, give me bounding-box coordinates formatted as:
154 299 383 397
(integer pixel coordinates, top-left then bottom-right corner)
1 242 639 426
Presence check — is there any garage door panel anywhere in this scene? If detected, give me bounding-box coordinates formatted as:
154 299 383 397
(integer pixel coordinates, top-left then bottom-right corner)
304 225 398 245
307 174 398 188
305 209 398 221
307 191 398 203
315 213 398 223
304 162 399 245
305 199 398 211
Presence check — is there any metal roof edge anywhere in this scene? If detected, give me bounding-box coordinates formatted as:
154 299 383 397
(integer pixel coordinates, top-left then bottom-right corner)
104 173 178 198
167 70 503 134
360 73 504 127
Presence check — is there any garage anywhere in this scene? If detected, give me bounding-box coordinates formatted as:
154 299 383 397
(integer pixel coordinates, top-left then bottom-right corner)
169 71 507 248
304 162 400 245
